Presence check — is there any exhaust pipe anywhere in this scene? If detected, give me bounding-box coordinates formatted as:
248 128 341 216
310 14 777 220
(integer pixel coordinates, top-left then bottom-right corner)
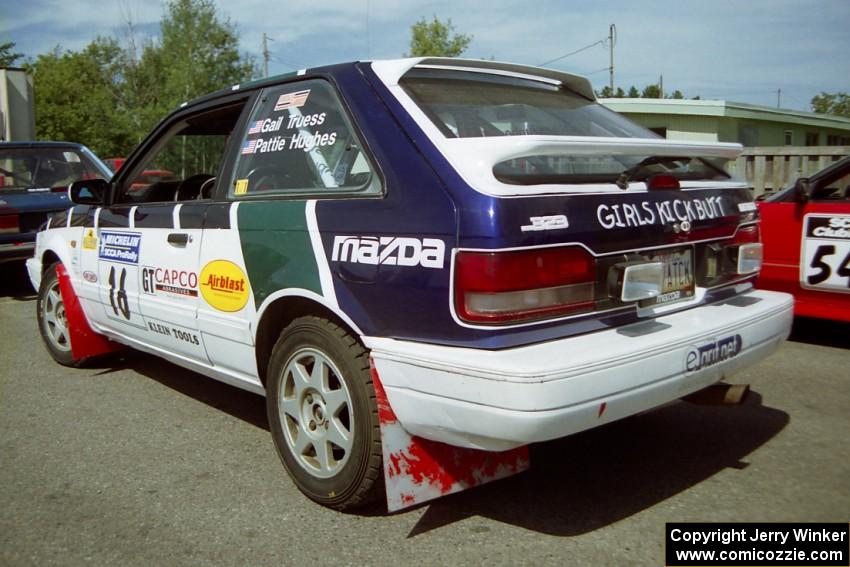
683 383 750 405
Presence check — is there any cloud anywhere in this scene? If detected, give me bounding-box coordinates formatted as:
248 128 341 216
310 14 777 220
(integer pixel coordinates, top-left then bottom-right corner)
3 0 848 110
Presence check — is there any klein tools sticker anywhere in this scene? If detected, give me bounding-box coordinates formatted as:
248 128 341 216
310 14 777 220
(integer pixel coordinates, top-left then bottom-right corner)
82 229 97 250
199 260 250 312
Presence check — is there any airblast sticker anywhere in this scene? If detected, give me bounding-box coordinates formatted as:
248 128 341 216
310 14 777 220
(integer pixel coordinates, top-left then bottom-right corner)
199 260 250 312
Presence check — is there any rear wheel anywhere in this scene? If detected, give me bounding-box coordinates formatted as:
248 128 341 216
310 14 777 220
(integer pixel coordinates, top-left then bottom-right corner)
36 263 75 366
266 316 383 510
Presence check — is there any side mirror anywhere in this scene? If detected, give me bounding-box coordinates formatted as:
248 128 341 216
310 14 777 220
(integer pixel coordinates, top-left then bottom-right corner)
69 179 109 205
793 177 810 204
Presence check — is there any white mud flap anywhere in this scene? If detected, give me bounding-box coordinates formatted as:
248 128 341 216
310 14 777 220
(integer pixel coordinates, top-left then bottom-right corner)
370 363 530 512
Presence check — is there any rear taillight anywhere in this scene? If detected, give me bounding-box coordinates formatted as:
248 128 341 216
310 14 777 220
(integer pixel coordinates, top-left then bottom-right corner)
454 247 596 324
728 224 763 275
0 212 20 234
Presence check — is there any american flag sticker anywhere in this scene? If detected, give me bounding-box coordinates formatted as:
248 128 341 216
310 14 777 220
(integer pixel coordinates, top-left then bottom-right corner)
274 89 311 111
241 139 258 155
247 120 263 134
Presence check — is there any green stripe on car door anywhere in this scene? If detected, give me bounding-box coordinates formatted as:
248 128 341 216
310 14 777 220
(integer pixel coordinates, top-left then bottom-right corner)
237 200 323 307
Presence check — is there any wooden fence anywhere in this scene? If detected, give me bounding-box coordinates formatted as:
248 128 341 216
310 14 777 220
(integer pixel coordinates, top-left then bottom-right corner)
727 146 850 196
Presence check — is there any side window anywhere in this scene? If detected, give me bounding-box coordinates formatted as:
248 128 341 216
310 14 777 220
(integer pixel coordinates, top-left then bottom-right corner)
117 103 246 204
229 79 378 197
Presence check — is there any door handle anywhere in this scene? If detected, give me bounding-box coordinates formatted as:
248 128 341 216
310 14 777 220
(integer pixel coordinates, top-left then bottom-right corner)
167 232 189 247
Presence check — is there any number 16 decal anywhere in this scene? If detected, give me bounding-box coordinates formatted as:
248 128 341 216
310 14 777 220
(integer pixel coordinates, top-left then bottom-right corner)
108 266 131 320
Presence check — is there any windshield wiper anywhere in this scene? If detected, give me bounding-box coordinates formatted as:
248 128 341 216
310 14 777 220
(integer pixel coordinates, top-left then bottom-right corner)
615 156 689 190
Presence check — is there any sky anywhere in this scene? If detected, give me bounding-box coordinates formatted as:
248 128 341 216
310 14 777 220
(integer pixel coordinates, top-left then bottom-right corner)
2 0 849 112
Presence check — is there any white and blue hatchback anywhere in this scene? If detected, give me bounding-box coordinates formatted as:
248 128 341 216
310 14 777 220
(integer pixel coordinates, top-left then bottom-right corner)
29 58 793 511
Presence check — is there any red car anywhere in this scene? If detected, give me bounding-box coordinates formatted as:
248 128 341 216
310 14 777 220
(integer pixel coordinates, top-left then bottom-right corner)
758 156 850 322
104 157 176 192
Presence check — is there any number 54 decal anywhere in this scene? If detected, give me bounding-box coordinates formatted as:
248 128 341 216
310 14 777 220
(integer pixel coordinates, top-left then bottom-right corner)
801 214 850 293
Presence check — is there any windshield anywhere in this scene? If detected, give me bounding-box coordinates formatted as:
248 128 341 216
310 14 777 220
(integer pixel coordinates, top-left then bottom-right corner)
0 147 104 191
401 69 734 186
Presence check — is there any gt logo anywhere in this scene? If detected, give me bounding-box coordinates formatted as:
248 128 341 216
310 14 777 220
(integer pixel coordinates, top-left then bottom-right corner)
521 215 569 232
332 236 445 269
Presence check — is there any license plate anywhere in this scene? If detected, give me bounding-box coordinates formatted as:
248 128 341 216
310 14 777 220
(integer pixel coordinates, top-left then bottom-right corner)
641 248 694 306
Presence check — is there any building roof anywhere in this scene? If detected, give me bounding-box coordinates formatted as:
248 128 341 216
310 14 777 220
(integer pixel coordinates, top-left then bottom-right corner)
599 98 850 131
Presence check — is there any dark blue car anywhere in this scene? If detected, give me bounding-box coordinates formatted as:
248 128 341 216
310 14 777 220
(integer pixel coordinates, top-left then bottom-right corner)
0 141 111 264
28 58 794 511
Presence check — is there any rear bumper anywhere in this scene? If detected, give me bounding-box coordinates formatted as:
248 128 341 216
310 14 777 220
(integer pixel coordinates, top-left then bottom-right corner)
366 289 794 451
0 241 35 263
26 255 42 290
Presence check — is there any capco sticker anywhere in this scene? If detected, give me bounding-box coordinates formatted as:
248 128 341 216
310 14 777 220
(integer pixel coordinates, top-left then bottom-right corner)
199 260 249 312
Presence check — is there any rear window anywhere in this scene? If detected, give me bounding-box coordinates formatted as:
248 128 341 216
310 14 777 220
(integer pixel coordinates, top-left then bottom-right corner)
400 68 654 140
400 69 732 186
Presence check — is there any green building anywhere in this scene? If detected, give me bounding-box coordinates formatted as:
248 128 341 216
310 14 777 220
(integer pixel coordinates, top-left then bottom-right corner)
599 98 850 147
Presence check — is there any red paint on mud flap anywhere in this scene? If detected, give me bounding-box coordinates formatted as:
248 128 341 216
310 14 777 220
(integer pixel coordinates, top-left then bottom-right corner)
371 361 530 512
56 264 124 360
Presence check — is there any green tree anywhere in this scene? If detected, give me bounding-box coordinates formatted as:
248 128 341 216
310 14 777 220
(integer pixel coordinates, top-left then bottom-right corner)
28 0 255 157
641 84 662 98
627 86 640 98
811 92 850 118
407 16 472 57
669 90 684 99
0 41 23 67
615 87 625 98
597 85 613 98
29 39 136 157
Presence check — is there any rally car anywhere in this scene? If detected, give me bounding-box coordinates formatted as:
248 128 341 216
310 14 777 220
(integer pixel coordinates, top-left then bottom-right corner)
757 155 850 322
28 58 793 511
0 141 110 263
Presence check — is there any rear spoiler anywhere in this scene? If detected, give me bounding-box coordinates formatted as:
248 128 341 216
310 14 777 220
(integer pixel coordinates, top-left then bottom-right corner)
442 136 744 197
371 58 597 101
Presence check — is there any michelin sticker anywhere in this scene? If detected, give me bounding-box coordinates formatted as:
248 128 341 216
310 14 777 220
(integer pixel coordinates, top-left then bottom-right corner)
200 260 250 312
99 231 141 264
801 214 850 293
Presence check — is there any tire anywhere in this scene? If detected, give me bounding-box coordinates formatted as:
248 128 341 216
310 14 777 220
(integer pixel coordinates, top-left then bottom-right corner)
36 262 76 366
266 316 383 510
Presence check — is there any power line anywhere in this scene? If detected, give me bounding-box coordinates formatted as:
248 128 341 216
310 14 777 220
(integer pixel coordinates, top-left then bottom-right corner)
538 38 606 67
268 54 306 70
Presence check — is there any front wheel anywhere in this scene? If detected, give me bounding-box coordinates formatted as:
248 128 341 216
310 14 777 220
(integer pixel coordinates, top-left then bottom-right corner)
36 262 75 366
266 316 383 510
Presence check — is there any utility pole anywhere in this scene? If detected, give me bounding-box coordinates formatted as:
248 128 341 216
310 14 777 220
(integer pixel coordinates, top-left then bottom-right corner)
776 88 782 108
659 74 664 98
609 24 616 91
262 33 272 78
